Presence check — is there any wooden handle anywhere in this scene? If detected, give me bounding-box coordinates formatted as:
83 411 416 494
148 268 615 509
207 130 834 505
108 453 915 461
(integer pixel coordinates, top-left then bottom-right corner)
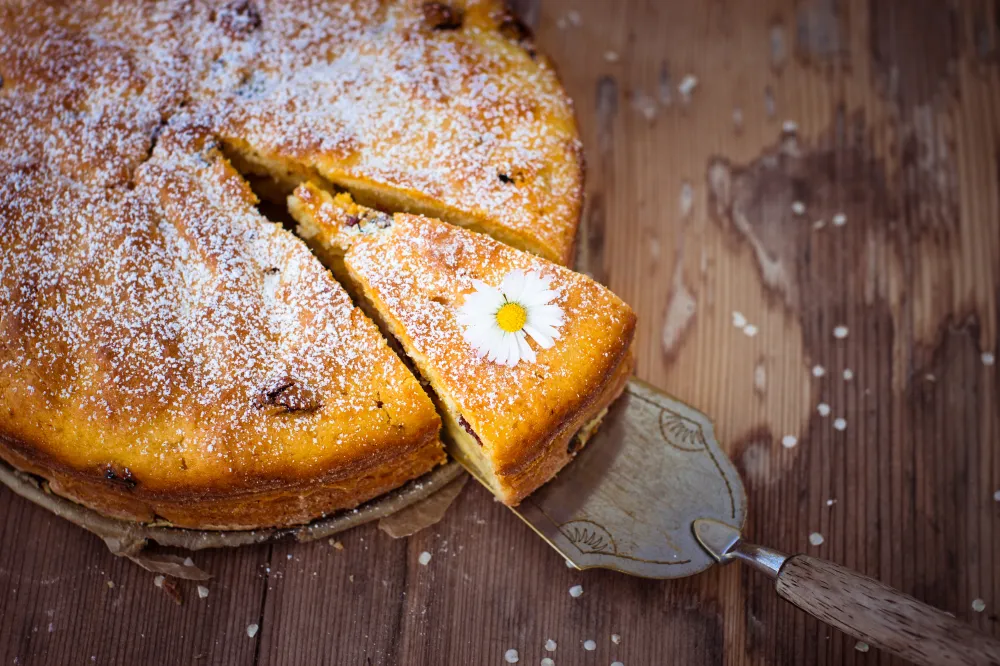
775 555 1000 666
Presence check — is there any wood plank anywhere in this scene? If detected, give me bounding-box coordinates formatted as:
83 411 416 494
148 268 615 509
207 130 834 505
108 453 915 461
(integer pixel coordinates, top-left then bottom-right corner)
1 1 997 664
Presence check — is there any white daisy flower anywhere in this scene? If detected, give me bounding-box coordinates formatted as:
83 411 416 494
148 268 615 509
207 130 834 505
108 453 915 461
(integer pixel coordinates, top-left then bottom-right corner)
457 269 564 367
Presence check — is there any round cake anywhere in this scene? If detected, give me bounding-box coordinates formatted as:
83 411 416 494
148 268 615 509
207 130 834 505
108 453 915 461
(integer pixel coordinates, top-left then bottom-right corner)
0 0 625 531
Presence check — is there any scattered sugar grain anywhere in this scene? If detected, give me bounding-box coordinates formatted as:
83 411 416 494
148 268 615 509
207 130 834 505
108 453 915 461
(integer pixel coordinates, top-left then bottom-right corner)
826 498 837 506
855 641 869 653
972 599 986 612
678 74 698 100
833 213 847 226
783 120 798 133
983 352 995 366
817 403 831 417
833 325 849 339
611 634 621 644
743 324 759 337
584 640 597 651
791 201 805 215
604 51 619 63
545 639 557 652
505 648 520 663
247 623 259 638
809 532 824 546
569 584 584 598
418 551 432 566
732 311 748 328
566 10 582 26
812 365 826 378
183 557 194 567
993 490 1000 502
197 585 209 599
541 659 554 666
781 435 798 449
153 575 164 588
833 417 847 431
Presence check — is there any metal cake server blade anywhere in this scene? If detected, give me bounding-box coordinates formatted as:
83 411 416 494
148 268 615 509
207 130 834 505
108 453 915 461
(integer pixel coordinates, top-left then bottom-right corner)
462 378 1000 666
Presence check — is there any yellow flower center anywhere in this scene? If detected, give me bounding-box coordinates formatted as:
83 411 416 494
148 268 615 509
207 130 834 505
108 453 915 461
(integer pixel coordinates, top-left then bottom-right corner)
495 302 527 333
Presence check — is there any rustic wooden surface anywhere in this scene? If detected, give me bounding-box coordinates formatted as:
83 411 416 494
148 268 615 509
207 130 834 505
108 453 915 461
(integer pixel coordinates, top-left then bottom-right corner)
2 0 999 664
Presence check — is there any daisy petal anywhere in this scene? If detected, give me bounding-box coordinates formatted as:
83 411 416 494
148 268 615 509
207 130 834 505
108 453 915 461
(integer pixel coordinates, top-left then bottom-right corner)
523 323 555 349
516 333 536 363
500 269 526 302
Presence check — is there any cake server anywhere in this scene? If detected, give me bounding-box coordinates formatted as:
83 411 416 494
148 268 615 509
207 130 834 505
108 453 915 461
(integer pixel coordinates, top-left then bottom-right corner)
459 378 1000 666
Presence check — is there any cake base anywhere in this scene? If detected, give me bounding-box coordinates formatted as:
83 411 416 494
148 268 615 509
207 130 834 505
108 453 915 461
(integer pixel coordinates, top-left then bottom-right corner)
0 458 463 578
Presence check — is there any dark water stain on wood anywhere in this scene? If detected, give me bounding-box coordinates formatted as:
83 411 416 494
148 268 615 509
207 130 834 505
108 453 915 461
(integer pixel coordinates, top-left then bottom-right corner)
795 0 849 70
870 0 959 108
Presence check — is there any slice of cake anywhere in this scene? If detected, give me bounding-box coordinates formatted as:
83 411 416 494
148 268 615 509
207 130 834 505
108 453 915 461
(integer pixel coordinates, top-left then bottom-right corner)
289 184 635 505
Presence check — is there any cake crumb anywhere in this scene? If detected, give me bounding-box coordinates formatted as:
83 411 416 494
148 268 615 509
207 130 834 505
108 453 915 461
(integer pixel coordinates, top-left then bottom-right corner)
817 403 831 417
781 435 798 449
855 641 869 653
418 551 432 566
972 599 986 612
545 639 557 652
833 417 847 431
247 623 259 638
611 633 621 644
678 74 698 101
197 585 209 599
584 640 597 651
504 648 519 663
833 325 849 339
106 581 115 589
569 584 584 598
809 532 824 546
331 540 344 551
679 181 694 218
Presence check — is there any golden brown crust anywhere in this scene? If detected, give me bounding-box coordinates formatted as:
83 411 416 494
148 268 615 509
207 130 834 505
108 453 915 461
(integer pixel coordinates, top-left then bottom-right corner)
0 431 445 530
288 185 637 504
496 349 633 505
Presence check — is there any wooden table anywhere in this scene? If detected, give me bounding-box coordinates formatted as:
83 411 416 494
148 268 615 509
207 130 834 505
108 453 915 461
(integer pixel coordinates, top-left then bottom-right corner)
2 1 998 664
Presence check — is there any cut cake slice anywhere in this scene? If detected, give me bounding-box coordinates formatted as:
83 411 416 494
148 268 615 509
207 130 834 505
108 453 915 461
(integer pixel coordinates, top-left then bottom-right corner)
289 184 635 505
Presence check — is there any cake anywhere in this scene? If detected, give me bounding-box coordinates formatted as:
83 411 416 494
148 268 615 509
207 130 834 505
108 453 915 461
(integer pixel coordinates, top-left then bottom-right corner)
289 184 636 504
0 0 627 529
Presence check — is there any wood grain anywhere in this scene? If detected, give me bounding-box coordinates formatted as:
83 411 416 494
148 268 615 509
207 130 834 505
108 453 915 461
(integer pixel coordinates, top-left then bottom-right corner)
1 1 999 664
776 555 1000 666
